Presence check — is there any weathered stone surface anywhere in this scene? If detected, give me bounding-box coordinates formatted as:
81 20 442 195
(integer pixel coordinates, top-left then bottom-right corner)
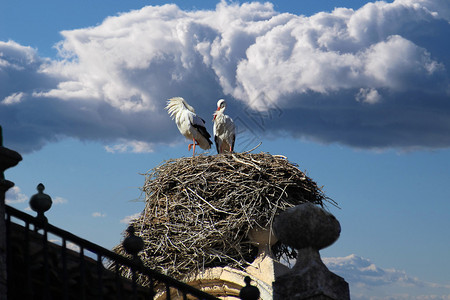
245 224 289 297
272 203 350 300
273 202 340 250
182 266 272 300
273 247 350 300
246 253 289 291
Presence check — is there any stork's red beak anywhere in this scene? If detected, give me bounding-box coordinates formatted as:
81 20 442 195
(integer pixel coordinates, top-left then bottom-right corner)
213 107 219 120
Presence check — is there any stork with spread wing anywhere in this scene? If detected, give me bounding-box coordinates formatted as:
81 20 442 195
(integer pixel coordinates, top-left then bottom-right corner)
166 97 212 157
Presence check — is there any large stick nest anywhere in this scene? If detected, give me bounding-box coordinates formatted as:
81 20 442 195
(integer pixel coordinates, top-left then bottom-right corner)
113 152 336 281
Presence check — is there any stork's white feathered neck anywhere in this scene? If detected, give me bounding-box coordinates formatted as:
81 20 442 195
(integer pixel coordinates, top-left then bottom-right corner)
213 109 224 120
166 97 195 119
213 99 227 120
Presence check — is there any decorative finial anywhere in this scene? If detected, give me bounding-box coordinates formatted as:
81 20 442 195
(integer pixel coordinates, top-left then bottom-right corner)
123 226 144 263
29 183 52 224
0 126 23 176
272 203 350 300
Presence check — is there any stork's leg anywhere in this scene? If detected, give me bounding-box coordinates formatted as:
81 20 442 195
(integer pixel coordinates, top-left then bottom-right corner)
188 138 199 157
192 139 197 157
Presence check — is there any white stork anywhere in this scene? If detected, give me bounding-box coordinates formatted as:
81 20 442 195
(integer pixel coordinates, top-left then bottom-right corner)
166 97 212 156
213 99 236 154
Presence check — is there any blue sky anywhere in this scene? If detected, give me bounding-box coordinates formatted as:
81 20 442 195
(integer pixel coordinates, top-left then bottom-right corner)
1 0 450 299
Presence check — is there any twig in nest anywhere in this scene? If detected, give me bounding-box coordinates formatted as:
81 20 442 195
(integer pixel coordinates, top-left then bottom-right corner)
242 142 262 154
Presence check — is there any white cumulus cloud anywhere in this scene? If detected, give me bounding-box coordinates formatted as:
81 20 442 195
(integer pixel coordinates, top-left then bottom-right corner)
5 186 28 204
105 139 155 153
120 212 141 224
1 0 450 152
2 92 25 105
323 254 450 300
356 88 382 104
92 212 107 218
52 196 68 205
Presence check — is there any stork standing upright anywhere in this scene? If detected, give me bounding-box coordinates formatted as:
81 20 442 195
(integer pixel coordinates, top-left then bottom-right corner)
213 99 236 154
166 97 212 156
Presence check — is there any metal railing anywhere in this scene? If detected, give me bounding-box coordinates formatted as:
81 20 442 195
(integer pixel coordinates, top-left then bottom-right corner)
5 201 220 300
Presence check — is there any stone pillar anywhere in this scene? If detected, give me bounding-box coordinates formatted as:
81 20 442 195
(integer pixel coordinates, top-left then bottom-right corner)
0 126 22 297
272 203 350 300
245 225 289 299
